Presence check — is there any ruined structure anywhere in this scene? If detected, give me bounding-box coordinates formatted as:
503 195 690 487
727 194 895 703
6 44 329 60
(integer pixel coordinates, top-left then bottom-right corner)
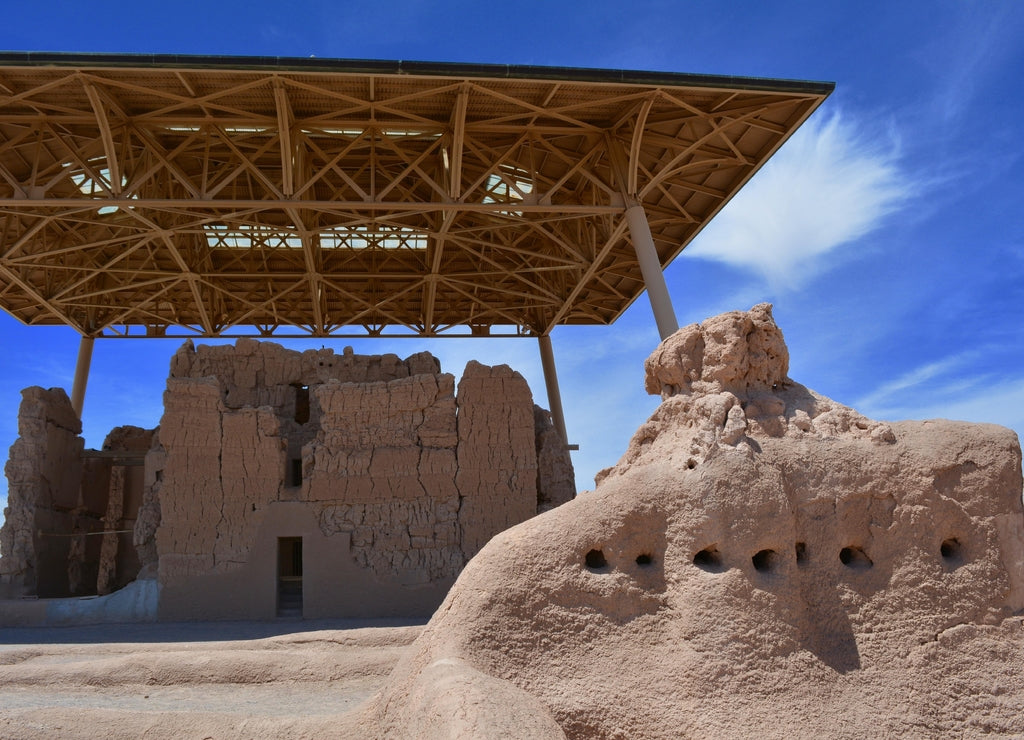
0 388 152 603
0 341 574 621
0 55 830 628
360 304 1024 738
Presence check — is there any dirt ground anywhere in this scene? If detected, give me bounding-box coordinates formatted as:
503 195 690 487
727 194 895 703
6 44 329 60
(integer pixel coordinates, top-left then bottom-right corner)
0 619 425 739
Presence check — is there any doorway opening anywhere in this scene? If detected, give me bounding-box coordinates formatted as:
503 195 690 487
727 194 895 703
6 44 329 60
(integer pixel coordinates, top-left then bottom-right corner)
293 384 310 424
288 457 303 487
277 537 303 618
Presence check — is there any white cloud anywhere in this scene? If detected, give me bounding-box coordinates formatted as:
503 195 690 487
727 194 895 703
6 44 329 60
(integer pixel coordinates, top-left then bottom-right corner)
684 111 913 289
863 376 1024 442
855 353 980 412
855 352 1024 441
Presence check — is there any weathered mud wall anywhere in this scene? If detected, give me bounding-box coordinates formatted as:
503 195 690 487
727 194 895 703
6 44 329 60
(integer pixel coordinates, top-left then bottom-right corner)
0 389 154 601
3 340 574 617
364 304 1024 739
148 377 284 585
169 338 439 415
0 388 84 598
311 373 462 585
87 426 154 596
534 405 576 512
456 361 539 557
141 340 574 620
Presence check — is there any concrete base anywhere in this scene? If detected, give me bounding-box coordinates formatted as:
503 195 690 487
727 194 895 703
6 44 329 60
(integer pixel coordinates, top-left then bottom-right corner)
0 578 159 627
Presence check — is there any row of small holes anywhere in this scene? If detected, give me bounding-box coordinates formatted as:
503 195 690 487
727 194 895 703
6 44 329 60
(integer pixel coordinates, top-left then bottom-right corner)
690 538 964 573
584 539 965 574
585 549 654 571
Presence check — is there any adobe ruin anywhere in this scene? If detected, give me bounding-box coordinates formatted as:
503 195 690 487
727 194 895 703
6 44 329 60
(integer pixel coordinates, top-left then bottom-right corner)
0 340 574 621
360 304 1024 738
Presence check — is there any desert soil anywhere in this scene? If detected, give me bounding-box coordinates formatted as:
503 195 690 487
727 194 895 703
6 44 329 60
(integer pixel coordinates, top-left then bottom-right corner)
0 619 423 739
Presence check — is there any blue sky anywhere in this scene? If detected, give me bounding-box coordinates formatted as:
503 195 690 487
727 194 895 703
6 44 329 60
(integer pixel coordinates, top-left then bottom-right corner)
2 1 1023 519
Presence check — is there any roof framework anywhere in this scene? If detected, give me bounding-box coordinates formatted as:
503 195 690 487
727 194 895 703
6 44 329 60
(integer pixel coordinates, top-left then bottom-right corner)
0 54 832 338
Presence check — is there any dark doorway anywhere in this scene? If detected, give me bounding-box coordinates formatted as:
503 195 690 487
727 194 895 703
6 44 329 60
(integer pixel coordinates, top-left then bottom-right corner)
293 384 310 424
288 458 303 487
277 537 303 618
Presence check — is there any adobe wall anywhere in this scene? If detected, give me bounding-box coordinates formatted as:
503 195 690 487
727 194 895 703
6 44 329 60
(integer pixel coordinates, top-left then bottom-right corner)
456 361 539 556
2 340 574 618
87 426 154 595
0 388 154 601
140 340 575 620
0 388 84 598
158 501 450 621
168 337 440 414
365 304 1024 738
309 372 462 585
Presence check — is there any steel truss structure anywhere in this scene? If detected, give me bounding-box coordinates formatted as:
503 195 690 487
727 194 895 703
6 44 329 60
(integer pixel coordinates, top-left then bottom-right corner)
0 54 832 339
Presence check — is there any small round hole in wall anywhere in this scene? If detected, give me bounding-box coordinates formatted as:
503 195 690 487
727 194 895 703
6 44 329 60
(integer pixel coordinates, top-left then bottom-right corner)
839 546 872 569
940 538 964 566
686 458 697 470
752 549 776 573
693 546 723 572
636 553 653 567
795 542 807 565
585 549 608 570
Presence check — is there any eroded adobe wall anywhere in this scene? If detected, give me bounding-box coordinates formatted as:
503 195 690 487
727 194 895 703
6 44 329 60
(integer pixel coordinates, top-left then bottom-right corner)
311 373 462 585
149 377 286 582
456 361 539 557
0 388 84 598
86 426 154 595
534 405 576 512
148 340 574 620
365 304 1024 738
169 338 440 415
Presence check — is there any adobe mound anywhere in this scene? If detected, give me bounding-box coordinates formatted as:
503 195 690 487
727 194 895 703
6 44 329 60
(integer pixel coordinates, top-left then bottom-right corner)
361 304 1024 738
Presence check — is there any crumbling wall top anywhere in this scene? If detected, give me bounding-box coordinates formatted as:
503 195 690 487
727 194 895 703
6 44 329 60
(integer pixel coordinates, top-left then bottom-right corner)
169 338 441 389
644 302 789 399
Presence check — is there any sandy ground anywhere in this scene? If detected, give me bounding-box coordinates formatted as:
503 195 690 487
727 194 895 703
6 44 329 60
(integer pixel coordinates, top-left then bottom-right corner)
0 619 424 739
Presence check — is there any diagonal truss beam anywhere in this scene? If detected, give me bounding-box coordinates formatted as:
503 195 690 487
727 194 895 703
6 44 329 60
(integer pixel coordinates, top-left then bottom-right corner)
0 58 831 338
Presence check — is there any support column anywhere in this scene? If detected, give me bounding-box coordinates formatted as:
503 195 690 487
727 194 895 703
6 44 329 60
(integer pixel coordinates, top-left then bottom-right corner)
625 203 679 341
70 335 94 420
538 334 569 446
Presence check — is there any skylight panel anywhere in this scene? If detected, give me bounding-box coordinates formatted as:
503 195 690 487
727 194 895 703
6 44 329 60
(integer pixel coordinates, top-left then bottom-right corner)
205 223 302 249
66 159 131 214
319 225 426 250
481 164 534 215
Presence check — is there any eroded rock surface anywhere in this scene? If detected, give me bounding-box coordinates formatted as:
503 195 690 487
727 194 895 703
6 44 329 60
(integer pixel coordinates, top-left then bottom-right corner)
3 340 575 619
0 388 83 598
363 304 1024 738
1 389 157 601
141 341 575 619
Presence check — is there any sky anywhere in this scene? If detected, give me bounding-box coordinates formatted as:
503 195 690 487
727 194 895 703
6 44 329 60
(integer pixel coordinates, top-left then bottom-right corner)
1 0 1023 520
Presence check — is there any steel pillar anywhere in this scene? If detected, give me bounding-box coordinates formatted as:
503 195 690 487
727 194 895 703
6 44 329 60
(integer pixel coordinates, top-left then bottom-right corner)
538 334 569 445
70 335 94 420
625 203 679 340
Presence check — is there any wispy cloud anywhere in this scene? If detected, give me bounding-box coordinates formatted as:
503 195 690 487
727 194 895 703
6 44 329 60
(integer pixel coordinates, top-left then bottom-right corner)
863 376 1024 441
918 5 1023 127
683 111 914 289
855 351 1024 440
855 352 980 412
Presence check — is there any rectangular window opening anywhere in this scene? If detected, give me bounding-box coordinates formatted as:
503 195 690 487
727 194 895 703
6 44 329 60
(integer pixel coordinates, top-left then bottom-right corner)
294 385 310 424
289 458 303 487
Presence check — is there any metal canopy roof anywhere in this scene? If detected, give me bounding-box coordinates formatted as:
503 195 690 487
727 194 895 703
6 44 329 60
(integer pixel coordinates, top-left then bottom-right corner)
0 53 832 338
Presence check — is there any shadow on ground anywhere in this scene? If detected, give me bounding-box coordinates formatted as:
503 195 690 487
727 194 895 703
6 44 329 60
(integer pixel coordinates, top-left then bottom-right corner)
0 617 428 645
